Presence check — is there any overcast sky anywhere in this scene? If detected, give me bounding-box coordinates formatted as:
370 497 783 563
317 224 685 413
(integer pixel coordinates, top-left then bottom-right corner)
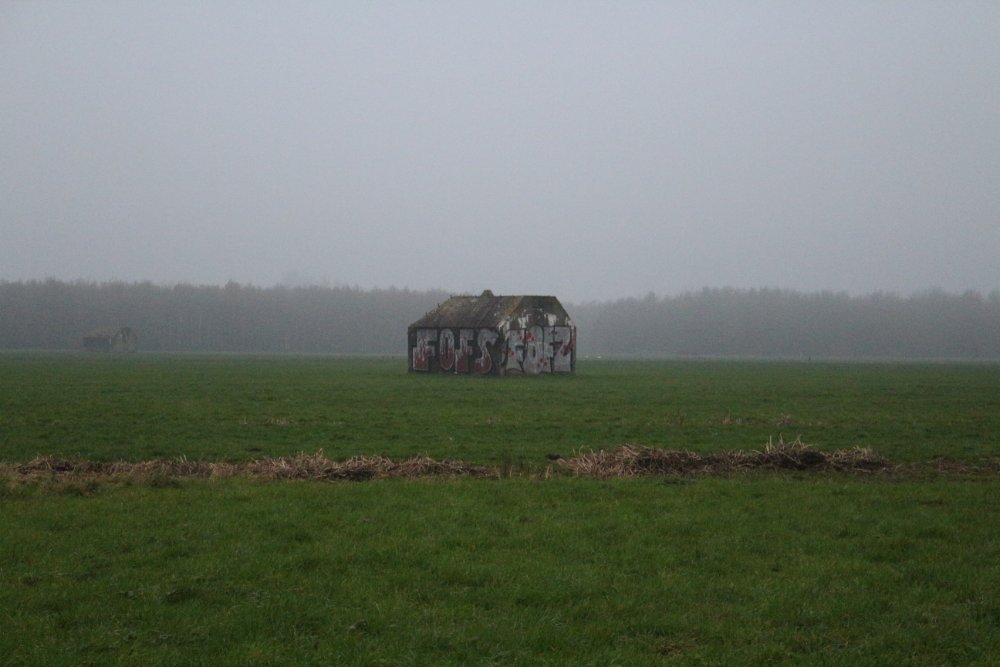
2 2 998 302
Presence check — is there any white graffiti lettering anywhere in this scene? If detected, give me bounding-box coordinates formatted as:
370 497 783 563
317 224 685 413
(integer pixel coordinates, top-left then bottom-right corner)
503 326 574 374
439 329 456 371
413 326 573 374
475 329 499 374
412 329 436 371
550 326 574 373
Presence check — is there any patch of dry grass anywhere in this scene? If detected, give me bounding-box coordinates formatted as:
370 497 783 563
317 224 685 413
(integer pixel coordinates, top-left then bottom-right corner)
4 440 998 489
1 450 497 485
555 437 891 478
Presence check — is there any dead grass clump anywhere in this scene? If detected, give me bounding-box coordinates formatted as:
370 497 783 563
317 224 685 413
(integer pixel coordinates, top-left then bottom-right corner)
556 446 714 478
6 445 996 486
556 437 891 479
240 452 497 481
1 450 498 485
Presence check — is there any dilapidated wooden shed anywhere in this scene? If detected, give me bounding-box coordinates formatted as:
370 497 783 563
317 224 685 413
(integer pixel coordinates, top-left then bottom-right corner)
83 327 138 353
408 290 575 375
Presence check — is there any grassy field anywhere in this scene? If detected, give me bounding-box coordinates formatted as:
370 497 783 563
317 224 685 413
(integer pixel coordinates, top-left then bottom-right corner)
2 353 999 465
2 354 999 665
3 477 999 666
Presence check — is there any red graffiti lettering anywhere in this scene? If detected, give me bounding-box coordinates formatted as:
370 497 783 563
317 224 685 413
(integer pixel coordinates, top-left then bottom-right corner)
439 330 456 371
474 329 498 374
411 329 436 371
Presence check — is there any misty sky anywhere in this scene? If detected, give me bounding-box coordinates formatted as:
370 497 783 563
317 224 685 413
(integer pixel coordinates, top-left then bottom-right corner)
2 2 998 302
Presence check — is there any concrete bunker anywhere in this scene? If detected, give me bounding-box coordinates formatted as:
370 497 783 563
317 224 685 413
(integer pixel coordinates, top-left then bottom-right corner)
408 291 575 375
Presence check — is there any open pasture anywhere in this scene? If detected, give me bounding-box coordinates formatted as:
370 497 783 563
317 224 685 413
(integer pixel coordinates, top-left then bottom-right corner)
2 353 999 465
2 354 999 665
2 477 999 666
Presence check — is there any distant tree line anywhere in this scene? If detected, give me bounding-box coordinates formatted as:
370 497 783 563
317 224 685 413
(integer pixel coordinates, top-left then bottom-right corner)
2 280 999 359
571 288 1000 359
0 280 448 354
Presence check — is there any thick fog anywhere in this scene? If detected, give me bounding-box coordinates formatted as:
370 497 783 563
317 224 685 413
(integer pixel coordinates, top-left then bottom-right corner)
2 2 998 302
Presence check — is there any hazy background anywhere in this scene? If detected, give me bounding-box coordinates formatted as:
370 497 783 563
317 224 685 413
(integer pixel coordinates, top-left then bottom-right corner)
2 2 998 302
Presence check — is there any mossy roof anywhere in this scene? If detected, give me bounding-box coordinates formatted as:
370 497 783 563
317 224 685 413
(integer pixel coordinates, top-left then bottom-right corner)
409 291 572 329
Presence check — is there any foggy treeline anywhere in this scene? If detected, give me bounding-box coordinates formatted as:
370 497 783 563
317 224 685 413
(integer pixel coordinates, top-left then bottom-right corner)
0 280 448 354
572 288 1000 359
2 280 1000 359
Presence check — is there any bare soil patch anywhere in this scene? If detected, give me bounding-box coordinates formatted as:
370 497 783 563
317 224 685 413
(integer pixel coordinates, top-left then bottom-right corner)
3 451 496 484
2 439 997 487
555 437 891 478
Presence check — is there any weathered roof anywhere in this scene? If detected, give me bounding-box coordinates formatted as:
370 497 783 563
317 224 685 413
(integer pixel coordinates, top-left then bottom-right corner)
409 290 573 329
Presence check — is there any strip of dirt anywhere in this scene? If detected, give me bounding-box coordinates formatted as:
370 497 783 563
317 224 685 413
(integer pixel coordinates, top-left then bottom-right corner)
2 440 997 486
2 451 497 483
555 438 892 478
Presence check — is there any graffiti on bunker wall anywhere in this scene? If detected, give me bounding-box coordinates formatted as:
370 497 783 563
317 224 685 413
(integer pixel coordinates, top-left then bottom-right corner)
505 326 573 374
411 326 573 374
412 328 499 374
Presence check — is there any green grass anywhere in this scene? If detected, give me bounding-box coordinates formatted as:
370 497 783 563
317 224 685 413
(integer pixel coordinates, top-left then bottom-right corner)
2 353 999 465
2 354 998 665
2 477 999 666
